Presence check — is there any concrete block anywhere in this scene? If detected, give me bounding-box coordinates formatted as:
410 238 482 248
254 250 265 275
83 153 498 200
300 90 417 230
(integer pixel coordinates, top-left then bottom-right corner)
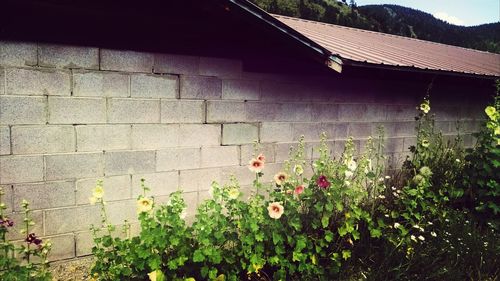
403 136 417 151
180 75 222 99
222 123 258 145
386 104 415 121
244 102 278 122
178 124 221 147
222 79 260 100
221 165 256 186
131 171 179 197
260 123 293 143
75 231 93 256
131 124 178 149
199 57 242 78
5 211 43 241
200 146 239 168
179 167 222 193
291 123 323 141
48 97 106 124
73 70 129 97
320 123 349 140
0 126 10 155
45 153 104 180
385 138 404 153
104 150 155 176
13 181 75 211
11 125 75 154
38 44 99 69
206 101 245 123
312 104 339 122
182 191 198 219
0 96 46 125
76 175 131 205
107 98 160 123
44 205 101 235
156 147 201 171
260 80 306 101
154 53 199 75
0 42 37 67
379 121 415 138
0 68 4 95
0 155 44 184
274 142 313 162
275 103 312 122
47 234 76 261
131 73 178 98
106 199 138 225
338 104 386 122
76 125 131 152
161 100 205 123
100 49 154 73
347 123 373 139
0 185 13 213
240 143 275 165
5 68 70 96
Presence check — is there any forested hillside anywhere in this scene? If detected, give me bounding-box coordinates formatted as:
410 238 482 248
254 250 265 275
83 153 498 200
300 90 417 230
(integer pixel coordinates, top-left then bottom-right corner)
249 0 500 53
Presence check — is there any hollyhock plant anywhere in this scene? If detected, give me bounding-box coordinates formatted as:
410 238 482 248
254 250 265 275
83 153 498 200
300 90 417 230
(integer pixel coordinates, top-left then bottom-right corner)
257 153 266 162
137 197 153 214
274 172 288 186
248 158 265 173
268 202 284 219
294 185 305 195
317 175 331 189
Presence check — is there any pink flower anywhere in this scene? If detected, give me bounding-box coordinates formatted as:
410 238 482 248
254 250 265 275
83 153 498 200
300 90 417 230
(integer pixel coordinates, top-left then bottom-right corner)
248 158 265 173
257 153 266 163
317 175 330 189
274 172 288 186
294 185 305 195
267 202 284 219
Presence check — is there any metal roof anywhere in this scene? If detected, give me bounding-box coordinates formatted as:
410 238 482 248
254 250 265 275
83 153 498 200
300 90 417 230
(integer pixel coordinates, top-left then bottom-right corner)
273 14 500 77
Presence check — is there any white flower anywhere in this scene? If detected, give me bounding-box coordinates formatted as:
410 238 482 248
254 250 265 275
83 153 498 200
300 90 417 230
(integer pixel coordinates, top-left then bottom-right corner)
179 209 187 220
391 186 397 191
344 170 354 178
348 159 357 171
394 222 400 228
344 180 351 187
385 176 391 179
455 159 461 163
378 195 386 199
418 235 425 241
411 235 417 242
431 231 437 237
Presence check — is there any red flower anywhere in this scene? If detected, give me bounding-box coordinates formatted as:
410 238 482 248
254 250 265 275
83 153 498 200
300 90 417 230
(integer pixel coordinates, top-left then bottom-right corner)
317 175 330 189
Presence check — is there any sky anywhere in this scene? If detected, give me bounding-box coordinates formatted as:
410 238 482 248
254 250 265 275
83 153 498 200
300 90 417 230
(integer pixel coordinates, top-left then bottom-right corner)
354 0 500 26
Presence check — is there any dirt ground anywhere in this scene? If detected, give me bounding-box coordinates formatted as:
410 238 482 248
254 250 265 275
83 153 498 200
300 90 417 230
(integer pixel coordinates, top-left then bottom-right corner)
50 256 94 281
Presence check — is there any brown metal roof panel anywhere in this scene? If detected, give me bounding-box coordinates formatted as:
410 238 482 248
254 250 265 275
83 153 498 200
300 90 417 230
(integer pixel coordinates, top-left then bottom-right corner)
274 14 500 77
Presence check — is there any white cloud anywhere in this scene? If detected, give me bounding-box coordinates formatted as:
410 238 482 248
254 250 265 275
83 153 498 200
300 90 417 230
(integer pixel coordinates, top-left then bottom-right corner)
433 11 466 26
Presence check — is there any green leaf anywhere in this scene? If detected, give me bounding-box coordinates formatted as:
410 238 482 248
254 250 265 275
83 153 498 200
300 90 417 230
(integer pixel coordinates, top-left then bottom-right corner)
321 215 329 228
273 232 282 245
324 231 334 242
193 249 205 262
338 226 347 237
370 228 382 238
335 201 344 212
342 250 351 260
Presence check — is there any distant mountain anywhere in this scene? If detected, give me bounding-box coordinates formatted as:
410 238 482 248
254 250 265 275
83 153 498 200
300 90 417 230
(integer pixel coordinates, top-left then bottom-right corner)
249 1 500 53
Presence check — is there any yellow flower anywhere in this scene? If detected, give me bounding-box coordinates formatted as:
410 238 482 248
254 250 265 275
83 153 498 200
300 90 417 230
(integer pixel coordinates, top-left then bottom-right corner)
311 254 317 265
421 139 430 148
185 278 196 281
274 172 288 186
267 202 284 219
252 263 263 273
137 197 153 214
293 164 304 176
495 126 500 135
148 270 165 281
89 196 98 205
148 270 157 281
92 185 104 199
228 188 240 200
485 106 496 120
420 101 430 114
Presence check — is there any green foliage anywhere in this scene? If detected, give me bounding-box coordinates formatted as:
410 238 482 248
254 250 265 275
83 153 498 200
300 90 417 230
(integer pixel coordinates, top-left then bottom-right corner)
0 188 52 281
463 86 500 228
88 96 499 281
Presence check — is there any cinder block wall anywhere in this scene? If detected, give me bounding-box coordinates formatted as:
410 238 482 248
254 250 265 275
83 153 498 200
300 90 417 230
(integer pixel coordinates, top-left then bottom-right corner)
0 41 485 261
